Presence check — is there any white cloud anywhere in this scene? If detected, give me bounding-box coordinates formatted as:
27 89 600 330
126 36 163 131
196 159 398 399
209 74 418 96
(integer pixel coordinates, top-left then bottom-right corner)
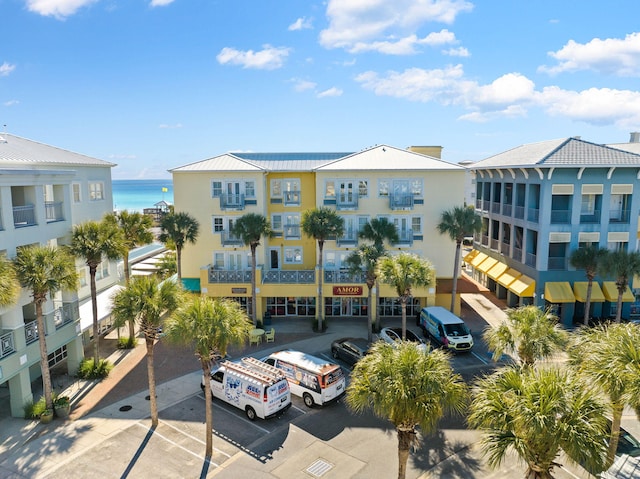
348 29 458 55
290 78 317 92
26 0 97 19
355 63 640 128
539 32 640 77
288 17 312 31
216 45 291 70
4 100 20 107
317 87 343 98
0 62 16 76
320 0 472 53
150 0 175 6
158 123 183 129
443 46 469 57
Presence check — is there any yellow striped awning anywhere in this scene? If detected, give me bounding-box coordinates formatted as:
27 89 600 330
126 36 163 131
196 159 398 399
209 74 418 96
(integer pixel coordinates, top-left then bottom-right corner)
544 282 576 303
470 252 488 268
602 281 635 302
477 257 499 274
508 274 536 297
463 249 479 263
497 268 522 288
573 282 605 303
487 261 508 281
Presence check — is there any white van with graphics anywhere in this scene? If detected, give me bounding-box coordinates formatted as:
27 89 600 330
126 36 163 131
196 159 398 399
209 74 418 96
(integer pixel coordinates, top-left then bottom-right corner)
419 306 474 352
262 350 346 407
201 357 291 420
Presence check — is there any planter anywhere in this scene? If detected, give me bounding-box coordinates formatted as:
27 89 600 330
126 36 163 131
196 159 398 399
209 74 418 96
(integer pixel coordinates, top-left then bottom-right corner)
40 410 54 424
55 404 71 419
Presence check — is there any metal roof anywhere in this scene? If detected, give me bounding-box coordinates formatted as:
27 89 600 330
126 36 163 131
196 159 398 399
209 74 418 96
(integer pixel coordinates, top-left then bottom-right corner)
0 133 115 167
471 137 640 169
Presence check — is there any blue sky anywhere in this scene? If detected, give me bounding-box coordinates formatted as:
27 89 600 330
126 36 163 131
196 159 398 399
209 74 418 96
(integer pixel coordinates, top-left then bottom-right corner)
3 0 640 179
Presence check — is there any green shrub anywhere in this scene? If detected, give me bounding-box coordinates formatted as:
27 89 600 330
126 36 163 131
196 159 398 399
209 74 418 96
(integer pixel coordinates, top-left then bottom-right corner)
77 358 113 379
24 396 47 419
118 337 136 349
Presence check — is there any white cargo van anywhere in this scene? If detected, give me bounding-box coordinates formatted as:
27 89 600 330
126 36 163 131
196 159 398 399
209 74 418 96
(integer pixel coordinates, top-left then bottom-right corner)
419 306 473 352
262 350 346 407
201 357 291 420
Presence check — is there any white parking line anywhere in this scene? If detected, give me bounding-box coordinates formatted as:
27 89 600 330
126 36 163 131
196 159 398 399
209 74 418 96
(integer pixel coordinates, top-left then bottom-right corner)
471 351 489 365
197 392 271 434
135 422 218 466
161 418 231 458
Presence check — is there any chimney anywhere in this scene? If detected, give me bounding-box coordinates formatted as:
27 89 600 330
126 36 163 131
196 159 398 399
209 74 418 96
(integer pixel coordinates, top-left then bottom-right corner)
408 146 443 159
630 132 640 143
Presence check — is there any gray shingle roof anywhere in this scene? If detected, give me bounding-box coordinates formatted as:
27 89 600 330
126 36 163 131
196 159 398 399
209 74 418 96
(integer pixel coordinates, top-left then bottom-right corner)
0 133 115 167
471 137 640 169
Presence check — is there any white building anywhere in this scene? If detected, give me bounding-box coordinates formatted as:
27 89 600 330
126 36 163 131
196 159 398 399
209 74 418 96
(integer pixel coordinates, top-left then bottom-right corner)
0 133 119 417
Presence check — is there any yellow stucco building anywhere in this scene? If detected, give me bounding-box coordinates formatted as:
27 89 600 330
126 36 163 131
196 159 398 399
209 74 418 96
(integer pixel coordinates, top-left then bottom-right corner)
170 144 466 324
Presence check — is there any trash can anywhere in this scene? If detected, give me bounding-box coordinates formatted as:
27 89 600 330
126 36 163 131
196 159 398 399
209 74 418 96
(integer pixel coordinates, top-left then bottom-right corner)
263 311 272 326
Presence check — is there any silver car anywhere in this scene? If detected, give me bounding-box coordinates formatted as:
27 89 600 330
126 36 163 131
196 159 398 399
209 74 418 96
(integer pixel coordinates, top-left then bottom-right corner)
379 327 428 352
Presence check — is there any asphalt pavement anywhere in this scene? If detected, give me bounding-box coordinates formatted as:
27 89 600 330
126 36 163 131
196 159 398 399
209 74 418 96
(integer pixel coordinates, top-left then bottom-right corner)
0 290 632 479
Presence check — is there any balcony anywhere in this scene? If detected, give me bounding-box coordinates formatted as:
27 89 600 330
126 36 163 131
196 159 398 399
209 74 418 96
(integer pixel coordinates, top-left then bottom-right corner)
219 194 245 211
325 270 367 283
0 330 15 359
512 247 522 262
389 194 414 210
208 268 252 284
580 210 601 224
514 205 525 219
527 207 539 223
337 230 358 247
481 234 489 246
263 270 315 284
500 242 510 255
13 204 36 228
502 204 513 217
283 224 301 239
610 209 631 224
482 200 490 212
45 201 64 223
490 238 499 251
548 256 567 270
221 230 244 246
491 202 501 214
525 252 537 268
55 301 79 329
283 191 301 206
393 230 414 247
550 209 571 224
336 192 358 210
24 319 40 345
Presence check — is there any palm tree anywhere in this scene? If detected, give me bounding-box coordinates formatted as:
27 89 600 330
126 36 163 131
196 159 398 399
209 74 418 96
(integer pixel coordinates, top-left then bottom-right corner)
105 210 154 339
111 276 183 427
483 305 568 367
359 217 399 331
0 253 19 307
377 252 435 340
69 218 125 365
13 245 78 411
437 206 483 313
158 211 199 284
469 365 608 478
301 207 344 331
346 340 467 479
568 322 640 468
345 244 385 342
599 250 640 322
231 213 273 326
569 244 608 326
164 297 251 457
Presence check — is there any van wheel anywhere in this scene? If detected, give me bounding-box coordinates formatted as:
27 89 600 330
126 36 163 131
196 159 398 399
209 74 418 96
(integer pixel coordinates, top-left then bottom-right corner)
303 393 314 408
245 406 257 421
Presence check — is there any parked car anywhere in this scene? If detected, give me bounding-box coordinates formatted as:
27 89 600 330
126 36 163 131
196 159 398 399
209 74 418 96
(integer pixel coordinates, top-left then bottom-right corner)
581 421 640 475
379 327 428 352
331 337 370 366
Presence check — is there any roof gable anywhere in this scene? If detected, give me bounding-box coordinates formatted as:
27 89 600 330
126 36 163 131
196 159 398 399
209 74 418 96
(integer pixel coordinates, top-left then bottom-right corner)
170 153 264 172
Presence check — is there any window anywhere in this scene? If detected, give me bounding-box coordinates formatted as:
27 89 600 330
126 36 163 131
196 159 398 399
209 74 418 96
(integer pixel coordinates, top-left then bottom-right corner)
581 194 596 215
89 182 104 201
271 179 282 198
271 214 282 231
213 253 224 269
358 180 368 197
325 180 336 198
284 247 303 264
95 259 109 280
211 181 223 197
213 217 224 233
411 179 423 196
284 214 300 239
283 179 301 205
245 181 255 198
78 267 87 287
378 179 389 197
72 183 81 203
411 216 422 234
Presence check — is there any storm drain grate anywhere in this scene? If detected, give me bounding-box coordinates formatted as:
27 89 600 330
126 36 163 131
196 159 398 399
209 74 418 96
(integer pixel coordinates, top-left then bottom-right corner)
305 458 334 477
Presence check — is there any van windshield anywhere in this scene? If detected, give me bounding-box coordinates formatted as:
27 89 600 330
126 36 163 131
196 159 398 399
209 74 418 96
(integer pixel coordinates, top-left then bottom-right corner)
444 323 470 337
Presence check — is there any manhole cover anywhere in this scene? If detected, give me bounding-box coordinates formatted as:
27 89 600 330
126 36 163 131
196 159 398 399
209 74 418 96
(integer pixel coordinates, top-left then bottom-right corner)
119 405 132 412
305 459 333 477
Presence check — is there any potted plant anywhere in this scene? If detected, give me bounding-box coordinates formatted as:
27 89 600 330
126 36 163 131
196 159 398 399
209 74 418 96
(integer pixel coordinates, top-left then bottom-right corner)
40 408 54 424
54 395 71 419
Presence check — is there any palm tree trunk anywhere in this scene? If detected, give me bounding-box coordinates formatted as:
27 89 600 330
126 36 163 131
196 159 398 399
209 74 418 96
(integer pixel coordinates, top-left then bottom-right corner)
397 428 414 479
124 251 131 285
616 290 623 323
176 247 182 283
375 279 381 331
401 296 407 340
251 245 257 326
36 300 54 410
366 282 374 343
608 402 624 467
90 266 100 365
584 279 593 326
146 337 158 427
450 241 462 313
128 319 136 341
201 359 213 457
317 241 324 332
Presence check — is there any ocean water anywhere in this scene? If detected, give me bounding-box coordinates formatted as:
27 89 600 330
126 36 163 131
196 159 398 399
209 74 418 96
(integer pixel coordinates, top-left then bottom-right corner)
112 179 174 213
